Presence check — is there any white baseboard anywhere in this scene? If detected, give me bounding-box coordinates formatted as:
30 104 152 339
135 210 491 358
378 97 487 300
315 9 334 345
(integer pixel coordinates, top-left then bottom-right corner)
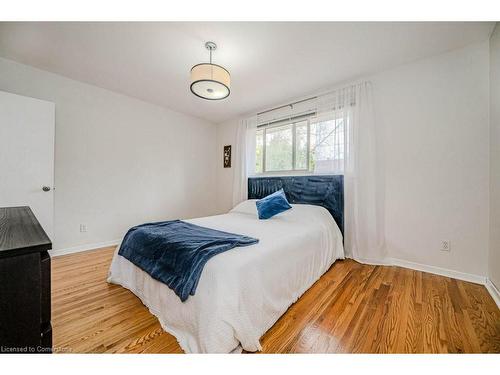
49 239 120 257
366 257 499 308
485 278 500 308
389 258 487 285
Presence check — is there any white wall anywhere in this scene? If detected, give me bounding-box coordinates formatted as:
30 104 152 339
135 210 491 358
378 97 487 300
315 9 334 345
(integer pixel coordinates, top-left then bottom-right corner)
489 24 500 289
0 57 218 252
216 41 490 278
374 41 489 277
216 119 240 213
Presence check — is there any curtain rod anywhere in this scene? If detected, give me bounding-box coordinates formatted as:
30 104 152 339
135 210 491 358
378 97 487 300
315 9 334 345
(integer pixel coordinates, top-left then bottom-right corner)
256 96 317 116
257 111 316 128
255 80 367 118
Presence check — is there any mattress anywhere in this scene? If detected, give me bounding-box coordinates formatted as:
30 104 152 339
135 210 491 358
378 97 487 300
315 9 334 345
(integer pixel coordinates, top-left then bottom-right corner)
107 200 344 353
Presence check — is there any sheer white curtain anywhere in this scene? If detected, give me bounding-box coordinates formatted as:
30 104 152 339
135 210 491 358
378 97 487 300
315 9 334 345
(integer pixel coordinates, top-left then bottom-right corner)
232 82 385 263
348 82 386 263
316 82 385 263
232 116 258 207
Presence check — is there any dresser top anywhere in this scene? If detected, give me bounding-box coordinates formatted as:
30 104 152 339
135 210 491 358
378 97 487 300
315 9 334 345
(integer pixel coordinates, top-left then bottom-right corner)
0 206 52 258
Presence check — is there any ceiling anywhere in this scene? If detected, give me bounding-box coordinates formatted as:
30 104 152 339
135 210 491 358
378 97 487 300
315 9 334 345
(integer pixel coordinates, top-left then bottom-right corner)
0 22 495 123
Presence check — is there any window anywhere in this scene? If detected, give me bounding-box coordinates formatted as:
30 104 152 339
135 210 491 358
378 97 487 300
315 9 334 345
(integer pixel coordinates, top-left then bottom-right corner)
255 114 347 175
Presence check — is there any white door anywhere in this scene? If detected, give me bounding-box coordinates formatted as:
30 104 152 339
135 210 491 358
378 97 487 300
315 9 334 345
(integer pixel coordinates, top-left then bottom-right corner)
0 90 55 240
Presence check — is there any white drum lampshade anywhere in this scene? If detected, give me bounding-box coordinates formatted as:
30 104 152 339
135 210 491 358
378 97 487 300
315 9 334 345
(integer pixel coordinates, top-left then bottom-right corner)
190 42 230 100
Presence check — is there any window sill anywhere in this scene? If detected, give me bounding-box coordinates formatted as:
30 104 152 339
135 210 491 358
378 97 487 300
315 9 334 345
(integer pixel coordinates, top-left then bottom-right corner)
250 171 343 178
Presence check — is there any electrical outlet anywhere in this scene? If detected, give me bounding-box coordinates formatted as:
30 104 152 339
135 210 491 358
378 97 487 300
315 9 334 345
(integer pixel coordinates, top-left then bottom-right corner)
80 224 87 233
440 240 450 252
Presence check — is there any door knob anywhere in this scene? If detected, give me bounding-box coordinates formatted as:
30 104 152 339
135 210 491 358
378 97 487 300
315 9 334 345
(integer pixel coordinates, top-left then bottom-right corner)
42 186 51 192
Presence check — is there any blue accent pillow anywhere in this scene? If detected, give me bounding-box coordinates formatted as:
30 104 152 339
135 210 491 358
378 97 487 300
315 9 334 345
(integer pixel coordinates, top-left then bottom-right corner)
256 189 292 219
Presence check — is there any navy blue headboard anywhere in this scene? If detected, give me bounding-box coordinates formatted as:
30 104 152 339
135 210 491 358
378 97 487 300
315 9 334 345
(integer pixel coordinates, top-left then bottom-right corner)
248 175 344 234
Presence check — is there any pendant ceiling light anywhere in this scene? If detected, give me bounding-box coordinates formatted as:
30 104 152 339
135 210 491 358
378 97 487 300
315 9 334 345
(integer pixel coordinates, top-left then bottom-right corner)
190 42 230 100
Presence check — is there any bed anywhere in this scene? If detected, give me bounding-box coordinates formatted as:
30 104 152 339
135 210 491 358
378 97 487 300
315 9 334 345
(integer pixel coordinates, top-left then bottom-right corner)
107 175 344 353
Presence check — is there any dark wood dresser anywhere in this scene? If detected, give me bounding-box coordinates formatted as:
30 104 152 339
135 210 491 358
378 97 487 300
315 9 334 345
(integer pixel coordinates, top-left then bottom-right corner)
0 206 52 354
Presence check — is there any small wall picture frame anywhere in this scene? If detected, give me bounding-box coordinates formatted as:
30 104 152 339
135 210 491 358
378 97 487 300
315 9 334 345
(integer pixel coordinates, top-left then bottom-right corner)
223 145 231 168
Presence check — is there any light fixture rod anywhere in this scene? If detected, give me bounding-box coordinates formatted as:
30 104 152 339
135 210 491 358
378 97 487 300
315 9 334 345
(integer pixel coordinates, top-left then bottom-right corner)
205 41 217 65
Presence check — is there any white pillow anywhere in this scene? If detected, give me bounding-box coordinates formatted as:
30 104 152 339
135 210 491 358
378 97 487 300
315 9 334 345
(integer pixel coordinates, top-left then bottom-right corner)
230 199 258 216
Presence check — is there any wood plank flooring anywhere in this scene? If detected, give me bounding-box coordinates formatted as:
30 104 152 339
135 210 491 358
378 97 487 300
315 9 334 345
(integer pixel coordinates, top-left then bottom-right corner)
51 246 500 353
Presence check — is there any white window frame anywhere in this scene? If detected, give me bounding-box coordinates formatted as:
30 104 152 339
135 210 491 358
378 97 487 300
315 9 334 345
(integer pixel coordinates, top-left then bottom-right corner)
257 119 310 175
254 111 347 176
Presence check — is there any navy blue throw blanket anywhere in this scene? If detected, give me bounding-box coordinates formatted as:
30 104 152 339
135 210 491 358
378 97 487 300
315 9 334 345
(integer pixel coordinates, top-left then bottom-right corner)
118 220 259 302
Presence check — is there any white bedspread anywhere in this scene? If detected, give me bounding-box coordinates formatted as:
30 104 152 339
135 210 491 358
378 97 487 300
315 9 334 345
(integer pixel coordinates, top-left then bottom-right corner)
107 200 344 353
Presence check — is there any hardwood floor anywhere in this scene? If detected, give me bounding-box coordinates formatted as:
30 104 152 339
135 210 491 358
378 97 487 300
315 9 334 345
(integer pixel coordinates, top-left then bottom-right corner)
51 246 500 353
